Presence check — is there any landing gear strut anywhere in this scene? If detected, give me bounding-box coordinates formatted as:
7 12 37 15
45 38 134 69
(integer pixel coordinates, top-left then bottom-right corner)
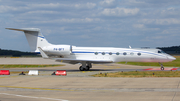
159 63 164 70
79 62 92 71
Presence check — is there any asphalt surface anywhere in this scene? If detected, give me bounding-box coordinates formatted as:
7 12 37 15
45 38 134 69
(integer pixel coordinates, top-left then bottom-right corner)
0 57 180 101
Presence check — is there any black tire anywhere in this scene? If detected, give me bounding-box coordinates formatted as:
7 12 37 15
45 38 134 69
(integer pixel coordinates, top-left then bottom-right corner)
79 66 84 71
85 66 90 71
161 67 164 70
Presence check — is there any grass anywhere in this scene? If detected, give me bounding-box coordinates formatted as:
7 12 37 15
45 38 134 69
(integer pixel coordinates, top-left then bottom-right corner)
0 64 64 68
93 71 180 77
10 71 29 74
118 56 180 67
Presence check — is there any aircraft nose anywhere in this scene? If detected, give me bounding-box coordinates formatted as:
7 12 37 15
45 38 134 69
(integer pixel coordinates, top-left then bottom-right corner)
167 56 176 61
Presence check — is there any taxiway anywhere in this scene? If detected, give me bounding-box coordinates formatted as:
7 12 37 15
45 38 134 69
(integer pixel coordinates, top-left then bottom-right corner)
0 57 180 101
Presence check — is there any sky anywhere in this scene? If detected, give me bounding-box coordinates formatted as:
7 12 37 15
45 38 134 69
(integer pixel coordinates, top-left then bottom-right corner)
0 0 180 52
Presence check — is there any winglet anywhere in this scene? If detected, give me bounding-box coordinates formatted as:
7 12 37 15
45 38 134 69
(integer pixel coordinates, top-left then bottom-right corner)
38 47 49 59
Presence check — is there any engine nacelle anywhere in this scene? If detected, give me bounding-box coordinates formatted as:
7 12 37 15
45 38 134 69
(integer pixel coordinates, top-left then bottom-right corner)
42 45 72 57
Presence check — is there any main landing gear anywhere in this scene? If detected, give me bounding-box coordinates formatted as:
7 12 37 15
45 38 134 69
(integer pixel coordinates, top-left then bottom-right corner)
79 62 92 71
159 63 164 70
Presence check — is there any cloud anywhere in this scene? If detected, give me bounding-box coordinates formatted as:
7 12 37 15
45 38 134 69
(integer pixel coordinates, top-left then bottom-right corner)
25 10 59 14
133 24 145 29
101 7 139 17
160 7 180 17
0 5 16 13
28 2 96 10
1 0 180 51
0 5 30 13
99 0 118 8
141 18 180 25
28 3 61 8
86 2 97 9
167 7 175 10
0 2 97 13
79 34 91 39
128 0 145 4
31 18 103 24
141 36 166 42
161 30 170 35
75 2 96 9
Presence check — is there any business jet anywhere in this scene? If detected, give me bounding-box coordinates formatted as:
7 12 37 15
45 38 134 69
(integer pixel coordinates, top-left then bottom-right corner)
6 28 176 71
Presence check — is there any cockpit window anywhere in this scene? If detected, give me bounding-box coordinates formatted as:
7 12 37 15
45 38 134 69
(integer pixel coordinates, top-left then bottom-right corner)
161 50 165 53
158 50 165 54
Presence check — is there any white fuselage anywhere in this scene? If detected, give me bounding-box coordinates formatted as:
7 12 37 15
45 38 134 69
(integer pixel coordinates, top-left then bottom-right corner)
42 45 176 63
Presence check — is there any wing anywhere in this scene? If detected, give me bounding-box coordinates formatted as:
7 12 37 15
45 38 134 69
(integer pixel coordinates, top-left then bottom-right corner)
37 47 113 64
54 58 113 64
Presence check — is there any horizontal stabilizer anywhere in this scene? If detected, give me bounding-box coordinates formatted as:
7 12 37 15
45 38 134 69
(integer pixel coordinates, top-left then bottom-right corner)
6 28 40 32
38 47 49 59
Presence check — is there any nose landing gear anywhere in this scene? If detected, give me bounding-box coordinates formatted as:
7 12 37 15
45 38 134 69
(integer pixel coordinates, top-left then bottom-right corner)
159 63 164 70
161 66 164 70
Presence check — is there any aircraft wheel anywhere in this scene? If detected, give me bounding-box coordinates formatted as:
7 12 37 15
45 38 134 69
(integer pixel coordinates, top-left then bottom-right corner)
85 66 90 71
79 66 84 71
161 66 164 70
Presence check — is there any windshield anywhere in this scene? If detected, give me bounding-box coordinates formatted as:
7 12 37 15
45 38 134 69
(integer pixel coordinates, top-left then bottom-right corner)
158 50 165 54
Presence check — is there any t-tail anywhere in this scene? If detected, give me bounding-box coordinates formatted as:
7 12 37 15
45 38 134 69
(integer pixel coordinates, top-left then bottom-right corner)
6 28 52 53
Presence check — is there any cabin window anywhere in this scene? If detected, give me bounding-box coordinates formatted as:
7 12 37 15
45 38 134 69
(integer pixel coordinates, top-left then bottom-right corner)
94 52 98 55
123 52 127 55
102 52 105 55
137 53 141 56
130 52 134 55
109 52 112 55
116 52 120 55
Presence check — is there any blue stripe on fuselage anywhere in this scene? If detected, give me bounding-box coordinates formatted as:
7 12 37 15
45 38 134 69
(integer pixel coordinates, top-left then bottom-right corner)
72 51 94 53
72 50 166 57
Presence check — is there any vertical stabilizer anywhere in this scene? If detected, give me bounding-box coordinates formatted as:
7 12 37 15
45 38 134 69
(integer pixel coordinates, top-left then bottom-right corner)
6 28 52 52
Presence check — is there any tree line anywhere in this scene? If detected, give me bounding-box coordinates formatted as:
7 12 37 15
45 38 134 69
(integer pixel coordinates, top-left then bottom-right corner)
0 48 39 57
157 46 180 55
0 45 180 57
